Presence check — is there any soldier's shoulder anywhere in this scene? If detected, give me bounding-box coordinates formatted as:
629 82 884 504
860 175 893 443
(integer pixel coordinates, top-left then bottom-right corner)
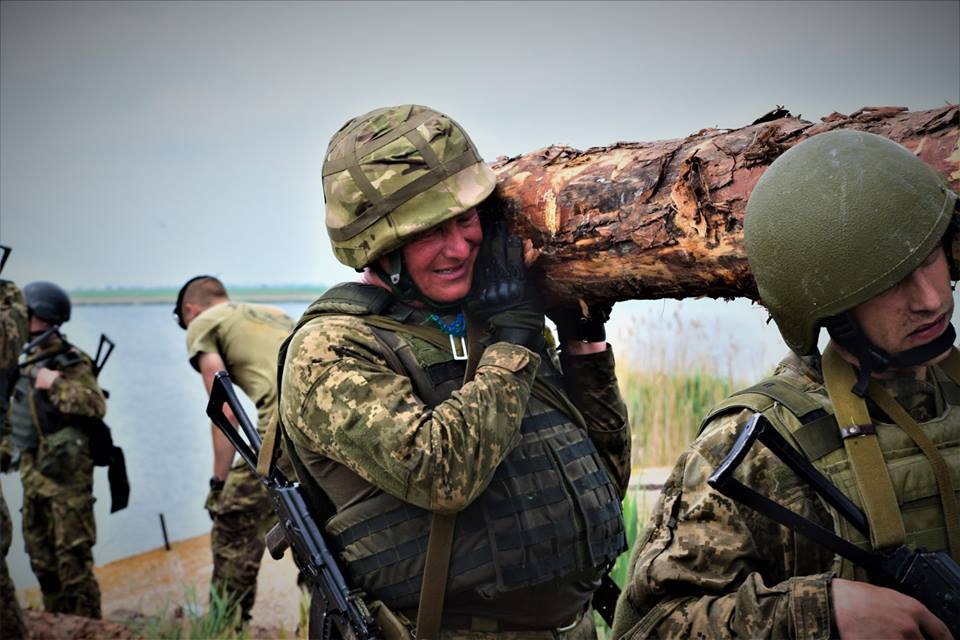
285 314 378 366
0 279 25 304
54 343 96 372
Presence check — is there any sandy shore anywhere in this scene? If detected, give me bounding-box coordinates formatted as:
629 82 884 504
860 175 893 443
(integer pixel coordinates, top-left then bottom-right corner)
17 532 302 634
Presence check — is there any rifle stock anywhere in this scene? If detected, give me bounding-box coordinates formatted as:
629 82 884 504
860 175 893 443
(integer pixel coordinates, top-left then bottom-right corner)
206 371 382 639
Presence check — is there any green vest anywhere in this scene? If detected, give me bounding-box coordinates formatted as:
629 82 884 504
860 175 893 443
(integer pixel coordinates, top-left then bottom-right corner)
700 361 960 580
279 283 627 612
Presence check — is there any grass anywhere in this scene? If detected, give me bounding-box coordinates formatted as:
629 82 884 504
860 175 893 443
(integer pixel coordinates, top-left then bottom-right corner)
591 309 753 635
120 584 248 640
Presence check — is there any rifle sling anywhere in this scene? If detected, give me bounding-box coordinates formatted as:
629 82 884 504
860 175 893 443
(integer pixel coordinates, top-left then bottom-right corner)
822 343 907 550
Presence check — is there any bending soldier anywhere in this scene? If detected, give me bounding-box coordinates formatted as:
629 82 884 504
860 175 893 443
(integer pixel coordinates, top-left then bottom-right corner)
174 275 295 622
2 281 105 618
0 247 28 637
275 104 631 637
613 130 959 639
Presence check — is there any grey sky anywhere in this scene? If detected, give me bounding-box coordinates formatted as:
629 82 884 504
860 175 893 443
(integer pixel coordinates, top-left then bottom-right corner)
1 0 957 289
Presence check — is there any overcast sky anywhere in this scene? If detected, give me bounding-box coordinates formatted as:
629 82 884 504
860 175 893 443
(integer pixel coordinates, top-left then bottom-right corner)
1 0 958 290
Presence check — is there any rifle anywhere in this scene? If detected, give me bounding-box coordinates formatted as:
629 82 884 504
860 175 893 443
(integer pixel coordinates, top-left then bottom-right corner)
207 371 382 640
708 412 959 636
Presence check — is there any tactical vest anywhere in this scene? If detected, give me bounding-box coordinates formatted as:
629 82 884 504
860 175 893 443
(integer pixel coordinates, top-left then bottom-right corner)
8 346 77 451
279 283 626 610
700 356 960 580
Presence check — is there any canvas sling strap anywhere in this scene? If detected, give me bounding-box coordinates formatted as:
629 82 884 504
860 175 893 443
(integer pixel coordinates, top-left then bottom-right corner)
866 347 960 561
822 343 906 550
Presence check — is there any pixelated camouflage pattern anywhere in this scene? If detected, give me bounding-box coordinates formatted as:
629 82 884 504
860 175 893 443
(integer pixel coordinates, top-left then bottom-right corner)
14 334 105 618
281 313 538 513
324 105 496 268
206 462 275 621
1 483 26 638
612 351 958 639
560 348 631 497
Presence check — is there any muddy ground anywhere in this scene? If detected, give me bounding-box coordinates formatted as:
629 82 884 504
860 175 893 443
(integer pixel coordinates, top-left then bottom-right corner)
15 532 301 639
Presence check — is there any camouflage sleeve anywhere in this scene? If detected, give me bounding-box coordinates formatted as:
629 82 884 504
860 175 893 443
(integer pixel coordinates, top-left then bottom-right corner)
613 410 835 639
281 315 540 514
46 353 106 419
560 346 630 497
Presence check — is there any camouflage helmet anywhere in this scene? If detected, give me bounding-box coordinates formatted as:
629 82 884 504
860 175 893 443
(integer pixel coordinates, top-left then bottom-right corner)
24 281 71 324
322 104 496 269
745 129 957 355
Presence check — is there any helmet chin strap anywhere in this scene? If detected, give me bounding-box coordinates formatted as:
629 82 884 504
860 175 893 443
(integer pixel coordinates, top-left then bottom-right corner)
825 313 957 397
370 252 464 313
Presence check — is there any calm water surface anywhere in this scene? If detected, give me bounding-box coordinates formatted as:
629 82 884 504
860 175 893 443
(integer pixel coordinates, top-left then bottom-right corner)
3 296 791 588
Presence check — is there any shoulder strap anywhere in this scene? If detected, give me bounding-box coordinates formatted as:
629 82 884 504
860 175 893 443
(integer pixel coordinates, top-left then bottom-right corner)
699 377 841 462
822 343 906 550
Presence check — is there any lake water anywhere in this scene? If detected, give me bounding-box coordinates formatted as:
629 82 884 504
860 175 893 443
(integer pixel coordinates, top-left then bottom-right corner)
3 294 794 589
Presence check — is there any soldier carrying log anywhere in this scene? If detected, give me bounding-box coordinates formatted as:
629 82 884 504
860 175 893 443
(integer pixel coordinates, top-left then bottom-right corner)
613 130 960 639
262 104 633 638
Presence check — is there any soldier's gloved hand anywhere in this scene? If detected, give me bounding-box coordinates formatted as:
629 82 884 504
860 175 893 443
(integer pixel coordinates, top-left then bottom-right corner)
0 451 10 473
547 300 613 345
467 219 545 352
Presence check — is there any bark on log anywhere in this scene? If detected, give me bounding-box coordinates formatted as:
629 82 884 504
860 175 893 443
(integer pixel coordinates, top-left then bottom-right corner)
489 104 959 303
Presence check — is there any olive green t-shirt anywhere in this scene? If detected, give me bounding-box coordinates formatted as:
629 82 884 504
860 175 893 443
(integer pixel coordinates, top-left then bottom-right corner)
186 302 294 432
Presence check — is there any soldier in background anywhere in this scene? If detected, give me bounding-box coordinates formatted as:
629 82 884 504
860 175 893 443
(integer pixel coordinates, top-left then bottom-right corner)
174 275 295 623
0 246 28 637
2 281 105 618
613 131 958 638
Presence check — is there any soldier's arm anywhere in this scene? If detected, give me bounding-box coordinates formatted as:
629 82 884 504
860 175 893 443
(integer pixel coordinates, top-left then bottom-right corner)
44 354 106 419
281 315 539 514
559 346 631 497
614 417 834 640
197 351 237 481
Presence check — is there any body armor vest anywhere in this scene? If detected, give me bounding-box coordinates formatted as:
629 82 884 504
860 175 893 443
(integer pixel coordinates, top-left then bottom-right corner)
701 360 960 580
9 344 77 451
280 283 626 610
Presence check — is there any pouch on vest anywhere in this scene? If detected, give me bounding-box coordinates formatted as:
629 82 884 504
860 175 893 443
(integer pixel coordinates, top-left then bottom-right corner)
76 415 130 512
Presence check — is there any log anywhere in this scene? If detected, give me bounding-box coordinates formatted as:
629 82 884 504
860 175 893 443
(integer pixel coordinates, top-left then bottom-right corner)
489 104 959 303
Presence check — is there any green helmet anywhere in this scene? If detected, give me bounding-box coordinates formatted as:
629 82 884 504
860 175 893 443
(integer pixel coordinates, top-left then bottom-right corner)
745 129 957 355
322 104 496 269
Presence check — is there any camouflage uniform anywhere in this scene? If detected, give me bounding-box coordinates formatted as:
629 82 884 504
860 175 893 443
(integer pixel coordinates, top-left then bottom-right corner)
612 350 959 639
185 301 294 620
280 287 631 637
0 279 28 637
6 332 106 619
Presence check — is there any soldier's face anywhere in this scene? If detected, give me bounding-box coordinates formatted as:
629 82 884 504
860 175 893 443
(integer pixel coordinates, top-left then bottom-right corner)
852 245 955 364
401 208 482 304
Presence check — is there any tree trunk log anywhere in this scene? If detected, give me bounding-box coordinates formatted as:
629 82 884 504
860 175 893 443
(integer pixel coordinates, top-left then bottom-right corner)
490 104 959 303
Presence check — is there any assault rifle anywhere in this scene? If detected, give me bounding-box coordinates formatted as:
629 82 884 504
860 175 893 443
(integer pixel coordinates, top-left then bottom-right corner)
207 371 382 640
708 413 960 636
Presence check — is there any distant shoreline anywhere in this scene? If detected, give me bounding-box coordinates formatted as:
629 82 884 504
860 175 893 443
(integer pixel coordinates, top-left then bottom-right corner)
70 287 327 306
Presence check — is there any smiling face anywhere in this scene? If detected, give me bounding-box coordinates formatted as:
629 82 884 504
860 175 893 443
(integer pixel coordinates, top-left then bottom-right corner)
851 245 955 365
395 208 483 305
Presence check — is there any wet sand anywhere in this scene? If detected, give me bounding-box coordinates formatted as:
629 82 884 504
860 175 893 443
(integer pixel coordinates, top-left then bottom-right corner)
17 532 302 633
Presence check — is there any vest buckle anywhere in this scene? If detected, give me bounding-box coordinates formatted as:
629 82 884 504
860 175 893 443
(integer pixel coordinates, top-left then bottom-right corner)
449 335 468 361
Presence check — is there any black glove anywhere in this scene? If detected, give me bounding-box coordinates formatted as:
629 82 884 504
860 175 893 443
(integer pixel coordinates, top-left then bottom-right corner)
547 300 613 345
467 219 544 352
0 451 10 473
